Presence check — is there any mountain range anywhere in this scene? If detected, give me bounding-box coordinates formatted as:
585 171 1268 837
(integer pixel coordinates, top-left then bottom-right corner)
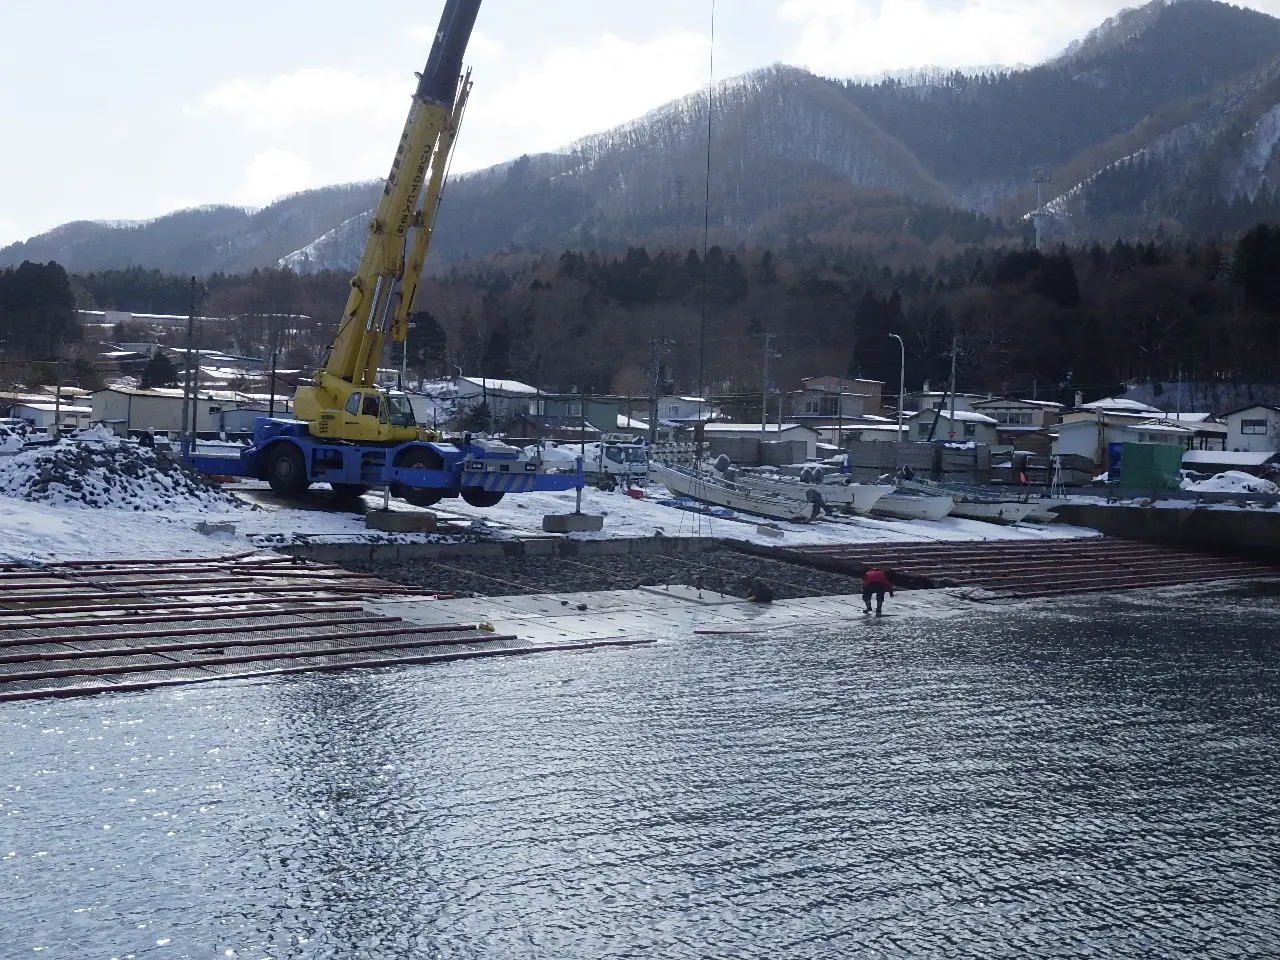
6 0 1280 276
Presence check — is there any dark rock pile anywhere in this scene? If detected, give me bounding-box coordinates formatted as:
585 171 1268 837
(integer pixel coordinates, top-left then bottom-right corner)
0 438 244 511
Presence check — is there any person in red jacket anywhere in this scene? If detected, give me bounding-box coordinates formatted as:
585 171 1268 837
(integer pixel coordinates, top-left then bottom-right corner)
862 568 894 617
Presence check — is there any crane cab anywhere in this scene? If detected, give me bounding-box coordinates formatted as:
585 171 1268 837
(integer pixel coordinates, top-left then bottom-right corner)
298 383 426 444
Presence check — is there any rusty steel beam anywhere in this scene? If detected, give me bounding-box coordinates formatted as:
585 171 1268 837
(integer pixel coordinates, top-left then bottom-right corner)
0 596 362 618
0 605 367 632
40 552 264 568
0 637 657 703
0 628 519 682
0 614 401 653
0 583 428 604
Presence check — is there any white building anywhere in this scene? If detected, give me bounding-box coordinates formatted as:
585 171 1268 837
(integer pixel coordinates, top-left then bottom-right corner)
11 402 93 432
702 423 819 460
1223 404 1280 454
90 387 283 437
1054 413 1194 466
905 409 1000 445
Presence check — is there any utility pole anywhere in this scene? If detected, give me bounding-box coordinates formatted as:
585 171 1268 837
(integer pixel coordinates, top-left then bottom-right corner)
761 332 777 432
948 335 958 441
926 335 959 443
647 338 673 446
180 277 197 458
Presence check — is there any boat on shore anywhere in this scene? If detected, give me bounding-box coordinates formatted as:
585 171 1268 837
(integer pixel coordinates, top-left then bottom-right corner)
651 463 820 523
735 472 894 515
898 478 1036 525
871 491 955 521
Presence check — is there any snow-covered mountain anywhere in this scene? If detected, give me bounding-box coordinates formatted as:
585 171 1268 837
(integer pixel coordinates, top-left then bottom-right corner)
7 0 1280 274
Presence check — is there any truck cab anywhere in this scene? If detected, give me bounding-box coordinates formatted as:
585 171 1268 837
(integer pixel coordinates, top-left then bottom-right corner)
588 435 649 489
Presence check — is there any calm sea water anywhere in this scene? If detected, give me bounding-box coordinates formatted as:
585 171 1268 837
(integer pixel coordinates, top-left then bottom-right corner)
3 586 1279 959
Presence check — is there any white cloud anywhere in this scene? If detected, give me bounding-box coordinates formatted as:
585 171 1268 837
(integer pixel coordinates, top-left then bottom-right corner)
780 0 1142 75
453 31 711 170
233 149 315 206
200 69 411 130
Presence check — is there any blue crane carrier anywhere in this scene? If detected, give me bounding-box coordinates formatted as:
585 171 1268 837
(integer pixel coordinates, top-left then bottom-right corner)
186 0 582 508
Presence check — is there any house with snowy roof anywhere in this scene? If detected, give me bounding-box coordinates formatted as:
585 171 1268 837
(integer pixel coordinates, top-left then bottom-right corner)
1223 404 1280 454
904 409 1000 445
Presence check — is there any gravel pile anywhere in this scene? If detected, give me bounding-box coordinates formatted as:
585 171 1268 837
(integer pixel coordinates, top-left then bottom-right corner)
0 437 244 511
342 549 866 600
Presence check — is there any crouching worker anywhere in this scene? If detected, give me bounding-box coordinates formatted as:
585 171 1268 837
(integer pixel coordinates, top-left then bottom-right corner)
746 578 775 605
862 568 894 617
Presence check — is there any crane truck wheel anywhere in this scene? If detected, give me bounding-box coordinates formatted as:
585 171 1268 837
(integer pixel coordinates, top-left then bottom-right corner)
266 443 310 496
395 448 445 507
461 488 505 508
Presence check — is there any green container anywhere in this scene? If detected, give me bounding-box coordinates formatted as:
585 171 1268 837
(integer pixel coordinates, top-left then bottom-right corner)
1120 442 1184 492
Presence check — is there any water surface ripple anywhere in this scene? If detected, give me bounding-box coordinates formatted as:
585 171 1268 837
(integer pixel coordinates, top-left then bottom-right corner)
3 588 1279 958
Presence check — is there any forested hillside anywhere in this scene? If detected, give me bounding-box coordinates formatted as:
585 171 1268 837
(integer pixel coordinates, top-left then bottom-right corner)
58 224 1280 414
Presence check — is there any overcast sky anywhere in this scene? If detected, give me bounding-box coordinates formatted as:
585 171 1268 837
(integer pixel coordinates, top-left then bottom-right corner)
3 0 1280 246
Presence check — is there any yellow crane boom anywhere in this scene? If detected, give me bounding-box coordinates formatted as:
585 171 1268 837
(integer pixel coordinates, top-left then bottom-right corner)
294 0 481 442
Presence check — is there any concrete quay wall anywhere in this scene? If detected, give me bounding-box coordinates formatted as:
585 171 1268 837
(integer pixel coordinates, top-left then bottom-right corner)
1056 504 1280 561
280 536 725 566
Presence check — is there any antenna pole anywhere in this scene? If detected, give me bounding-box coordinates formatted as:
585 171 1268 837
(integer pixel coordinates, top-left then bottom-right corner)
698 0 716 431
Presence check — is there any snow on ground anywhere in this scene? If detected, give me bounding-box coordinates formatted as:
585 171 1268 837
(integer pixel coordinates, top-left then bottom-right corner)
1182 471 1280 496
0 435 1099 562
420 486 1100 548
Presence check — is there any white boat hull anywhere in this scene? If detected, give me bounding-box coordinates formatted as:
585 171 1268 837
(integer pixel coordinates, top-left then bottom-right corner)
871 493 955 521
652 463 820 523
736 475 894 514
948 501 1036 525
1023 498 1071 523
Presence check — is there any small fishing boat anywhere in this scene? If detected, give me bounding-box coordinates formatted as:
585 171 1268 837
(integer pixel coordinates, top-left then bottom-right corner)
735 472 895 515
1023 497 1071 523
899 478 1035 525
871 491 955 521
651 463 820 523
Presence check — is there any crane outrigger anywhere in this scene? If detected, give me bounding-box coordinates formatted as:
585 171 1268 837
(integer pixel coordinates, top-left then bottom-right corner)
188 0 581 509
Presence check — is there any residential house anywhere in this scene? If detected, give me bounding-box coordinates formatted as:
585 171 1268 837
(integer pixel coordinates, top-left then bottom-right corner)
518 415 602 443
1223 404 1280 454
1054 412 1195 466
528 396 621 437
1079 397 1164 416
972 398 1064 455
905 389 987 414
790 377 882 417
656 396 721 425
905 409 1000 445
1161 413 1227 452
702 423 820 460
453 377 541 424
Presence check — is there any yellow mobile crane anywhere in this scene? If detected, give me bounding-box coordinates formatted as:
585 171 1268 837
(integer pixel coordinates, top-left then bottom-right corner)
188 0 582 508
293 0 480 444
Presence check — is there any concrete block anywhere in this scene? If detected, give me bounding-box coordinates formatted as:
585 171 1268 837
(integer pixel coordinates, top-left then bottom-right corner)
542 513 605 534
196 521 237 536
366 511 438 533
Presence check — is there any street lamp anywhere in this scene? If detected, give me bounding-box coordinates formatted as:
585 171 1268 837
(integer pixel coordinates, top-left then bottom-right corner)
887 333 906 446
